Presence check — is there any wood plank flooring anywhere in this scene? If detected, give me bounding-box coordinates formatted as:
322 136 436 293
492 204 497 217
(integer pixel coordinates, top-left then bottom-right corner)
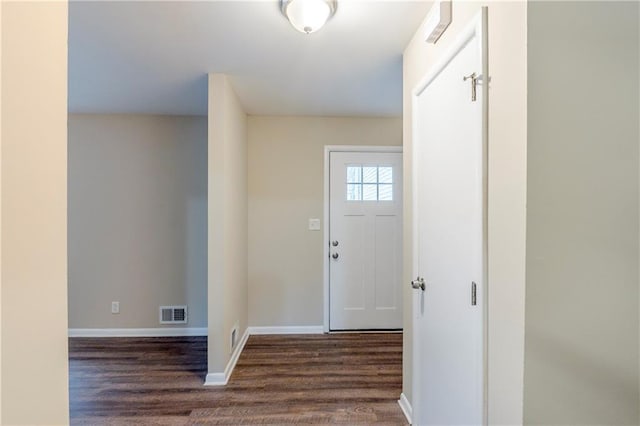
69 333 407 425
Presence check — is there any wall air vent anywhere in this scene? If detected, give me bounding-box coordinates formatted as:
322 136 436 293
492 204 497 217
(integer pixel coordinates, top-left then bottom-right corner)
159 305 188 324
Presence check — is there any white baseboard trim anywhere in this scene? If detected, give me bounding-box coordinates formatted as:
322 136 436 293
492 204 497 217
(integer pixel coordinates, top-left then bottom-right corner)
69 325 325 338
247 325 324 335
71 325 324 387
205 326 323 385
68 327 208 338
204 328 250 386
398 392 412 425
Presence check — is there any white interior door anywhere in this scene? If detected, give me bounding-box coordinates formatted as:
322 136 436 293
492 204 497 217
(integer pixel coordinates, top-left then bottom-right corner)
329 150 402 330
412 10 487 425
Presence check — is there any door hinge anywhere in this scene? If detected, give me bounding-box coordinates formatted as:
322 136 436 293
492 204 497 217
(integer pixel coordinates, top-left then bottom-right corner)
471 281 477 306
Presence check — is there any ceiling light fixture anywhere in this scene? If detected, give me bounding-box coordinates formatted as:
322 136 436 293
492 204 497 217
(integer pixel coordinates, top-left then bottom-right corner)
281 0 337 34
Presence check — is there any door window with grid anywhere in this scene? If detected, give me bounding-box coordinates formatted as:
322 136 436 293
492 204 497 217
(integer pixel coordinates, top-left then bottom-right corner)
346 165 393 201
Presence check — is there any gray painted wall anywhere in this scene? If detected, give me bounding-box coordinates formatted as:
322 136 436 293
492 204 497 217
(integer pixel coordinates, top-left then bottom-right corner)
68 114 208 329
525 2 639 424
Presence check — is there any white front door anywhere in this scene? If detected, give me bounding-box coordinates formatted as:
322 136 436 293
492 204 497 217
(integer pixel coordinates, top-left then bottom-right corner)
329 150 403 330
412 11 487 425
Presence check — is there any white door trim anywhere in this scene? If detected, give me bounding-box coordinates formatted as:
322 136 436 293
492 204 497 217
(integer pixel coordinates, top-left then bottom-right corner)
411 8 488 424
323 145 403 333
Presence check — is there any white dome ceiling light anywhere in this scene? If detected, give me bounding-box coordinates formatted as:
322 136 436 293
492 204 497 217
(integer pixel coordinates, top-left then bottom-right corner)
281 0 337 34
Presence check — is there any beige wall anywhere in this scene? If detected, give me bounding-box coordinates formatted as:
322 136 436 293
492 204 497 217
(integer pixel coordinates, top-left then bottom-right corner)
0 0 4 419
208 74 248 373
68 114 208 329
403 2 527 423
524 2 639 424
1 1 69 424
247 116 401 327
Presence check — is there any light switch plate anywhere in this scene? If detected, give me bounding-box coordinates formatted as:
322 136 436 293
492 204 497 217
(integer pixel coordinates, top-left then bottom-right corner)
308 218 321 231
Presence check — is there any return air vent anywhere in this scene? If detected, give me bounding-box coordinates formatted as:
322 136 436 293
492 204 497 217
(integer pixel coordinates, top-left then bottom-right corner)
159 306 187 324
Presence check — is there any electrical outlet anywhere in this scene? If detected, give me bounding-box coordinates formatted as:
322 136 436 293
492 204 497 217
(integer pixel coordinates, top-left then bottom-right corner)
111 301 120 314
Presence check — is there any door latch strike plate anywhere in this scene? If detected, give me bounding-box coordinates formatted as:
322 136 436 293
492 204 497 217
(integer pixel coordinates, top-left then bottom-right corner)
471 281 477 306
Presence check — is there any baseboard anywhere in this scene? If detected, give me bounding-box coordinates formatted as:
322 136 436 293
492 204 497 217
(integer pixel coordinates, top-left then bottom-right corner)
68 327 208 338
205 326 322 385
398 392 412 425
69 326 324 338
247 325 324 335
204 328 250 386
71 325 323 386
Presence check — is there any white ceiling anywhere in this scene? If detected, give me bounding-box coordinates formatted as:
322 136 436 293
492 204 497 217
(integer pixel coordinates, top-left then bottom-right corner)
68 0 431 117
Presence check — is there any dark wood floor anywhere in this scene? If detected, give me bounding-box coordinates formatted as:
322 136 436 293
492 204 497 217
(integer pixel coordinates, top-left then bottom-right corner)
69 333 407 425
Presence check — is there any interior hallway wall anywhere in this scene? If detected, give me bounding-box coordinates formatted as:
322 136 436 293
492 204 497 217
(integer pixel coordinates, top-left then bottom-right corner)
207 74 249 376
68 114 208 330
1 1 69 423
524 2 639 424
403 2 527 423
247 116 401 327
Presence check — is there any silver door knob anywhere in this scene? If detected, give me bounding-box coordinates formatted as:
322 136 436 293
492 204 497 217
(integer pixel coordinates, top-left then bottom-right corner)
332 240 339 247
411 277 425 291
332 253 339 260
